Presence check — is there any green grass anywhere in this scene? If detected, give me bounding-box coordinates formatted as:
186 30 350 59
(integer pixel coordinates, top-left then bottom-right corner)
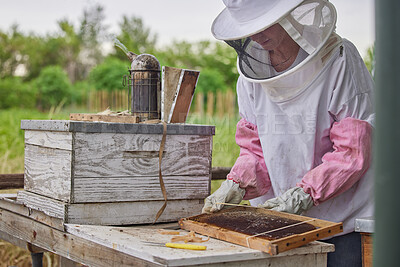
0 108 68 174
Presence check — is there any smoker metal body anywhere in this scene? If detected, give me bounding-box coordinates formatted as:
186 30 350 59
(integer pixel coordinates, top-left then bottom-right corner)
128 53 161 122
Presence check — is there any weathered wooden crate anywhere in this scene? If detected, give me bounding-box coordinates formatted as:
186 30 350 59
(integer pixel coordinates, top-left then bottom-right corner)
17 190 204 225
19 120 214 225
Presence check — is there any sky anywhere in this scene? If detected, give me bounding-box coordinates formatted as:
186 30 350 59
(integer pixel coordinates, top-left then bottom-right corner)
0 0 375 57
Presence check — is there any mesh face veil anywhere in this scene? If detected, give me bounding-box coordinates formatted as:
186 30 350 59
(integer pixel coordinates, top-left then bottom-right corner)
223 0 342 101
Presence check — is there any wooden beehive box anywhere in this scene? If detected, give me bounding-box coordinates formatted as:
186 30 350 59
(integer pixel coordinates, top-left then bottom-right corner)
19 120 214 225
180 207 343 255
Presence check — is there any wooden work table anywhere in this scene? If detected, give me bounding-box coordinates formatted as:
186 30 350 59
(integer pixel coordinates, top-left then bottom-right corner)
0 194 334 267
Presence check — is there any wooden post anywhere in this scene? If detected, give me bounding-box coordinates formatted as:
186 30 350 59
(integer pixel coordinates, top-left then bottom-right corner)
105 90 109 110
97 90 101 112
226 89 235 119
97 90 101 111
0 173 24 189
96 90 100 112
217 91 224 118
87 90 91 112
207 92 214 117
115 90 119 110
110 90 113 110
362 233 373 267
124 89 129 111
121 90 125 111
88 90 93 113
195 92 204 118
93 90 97 112
102 90 108 111
119 90 123 111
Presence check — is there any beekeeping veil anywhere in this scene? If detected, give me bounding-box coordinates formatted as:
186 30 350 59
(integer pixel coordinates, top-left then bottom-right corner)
212 0 342 101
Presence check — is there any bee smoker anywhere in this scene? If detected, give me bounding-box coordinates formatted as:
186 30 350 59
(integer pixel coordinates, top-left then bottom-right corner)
126 51 161 122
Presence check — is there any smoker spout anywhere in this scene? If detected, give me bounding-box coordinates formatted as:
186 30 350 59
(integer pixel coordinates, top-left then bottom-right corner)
127 51 138 62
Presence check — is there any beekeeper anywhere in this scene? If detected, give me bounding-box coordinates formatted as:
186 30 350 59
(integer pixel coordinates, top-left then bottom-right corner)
202 0 374 266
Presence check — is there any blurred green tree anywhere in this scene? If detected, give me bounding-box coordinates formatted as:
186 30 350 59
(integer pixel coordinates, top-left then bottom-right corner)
21 4 108 82
23 32 69 81
0 77 36 109
196 68 227 93
34 66 72 110
0 3 241 108
158 40 238 92
0 25 26 79
111 16 158 60
57 19 82 82
364 45 375 78
78 4 108 79
89 57 129 91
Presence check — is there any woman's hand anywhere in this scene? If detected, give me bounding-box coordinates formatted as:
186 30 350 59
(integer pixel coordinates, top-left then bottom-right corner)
258 187 314 215
202 179 245 213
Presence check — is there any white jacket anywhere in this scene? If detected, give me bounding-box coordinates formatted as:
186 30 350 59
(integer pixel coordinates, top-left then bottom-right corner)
234 39 374 235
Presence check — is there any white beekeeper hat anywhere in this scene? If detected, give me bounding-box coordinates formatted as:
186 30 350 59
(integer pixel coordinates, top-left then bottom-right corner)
212 0 305 40
212 0 341 102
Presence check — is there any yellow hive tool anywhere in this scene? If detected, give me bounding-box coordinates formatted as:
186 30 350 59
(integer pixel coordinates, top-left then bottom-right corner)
142 241 207 250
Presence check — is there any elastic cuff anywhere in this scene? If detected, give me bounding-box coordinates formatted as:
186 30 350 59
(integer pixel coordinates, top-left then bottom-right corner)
227 173 240 184
297 184 317 205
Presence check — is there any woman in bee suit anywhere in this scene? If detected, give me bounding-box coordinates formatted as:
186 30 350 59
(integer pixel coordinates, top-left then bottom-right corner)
202 0 374 266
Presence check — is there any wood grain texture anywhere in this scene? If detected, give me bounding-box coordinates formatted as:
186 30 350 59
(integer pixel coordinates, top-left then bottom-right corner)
161 66 182 122
0 208 160 267
25 130 73 150
362 233 373 267
23 127 212 203
21 120 215 135
0 195 334 267
65 224 334 267
1 167 225 191
66 199 203 225
70 113 139 124
24 144 72 202
21 120 72 132
18 190 204 225
59 256 80 267
0 193 64 231
73 132 212 177
169 70 199 123
17 191 66 219
73 175 210 202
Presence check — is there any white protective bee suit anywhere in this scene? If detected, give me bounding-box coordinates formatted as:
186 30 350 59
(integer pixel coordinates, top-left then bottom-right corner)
203 0 374 239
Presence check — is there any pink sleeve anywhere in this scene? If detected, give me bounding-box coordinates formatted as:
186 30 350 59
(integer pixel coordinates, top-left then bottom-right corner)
298 117 373 205
227 118 271 200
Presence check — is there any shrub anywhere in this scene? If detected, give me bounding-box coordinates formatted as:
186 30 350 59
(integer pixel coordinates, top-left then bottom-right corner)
196 68 227 94
34 66 72 110
89 58 129 91
0 77 36 110
71 80 93 106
